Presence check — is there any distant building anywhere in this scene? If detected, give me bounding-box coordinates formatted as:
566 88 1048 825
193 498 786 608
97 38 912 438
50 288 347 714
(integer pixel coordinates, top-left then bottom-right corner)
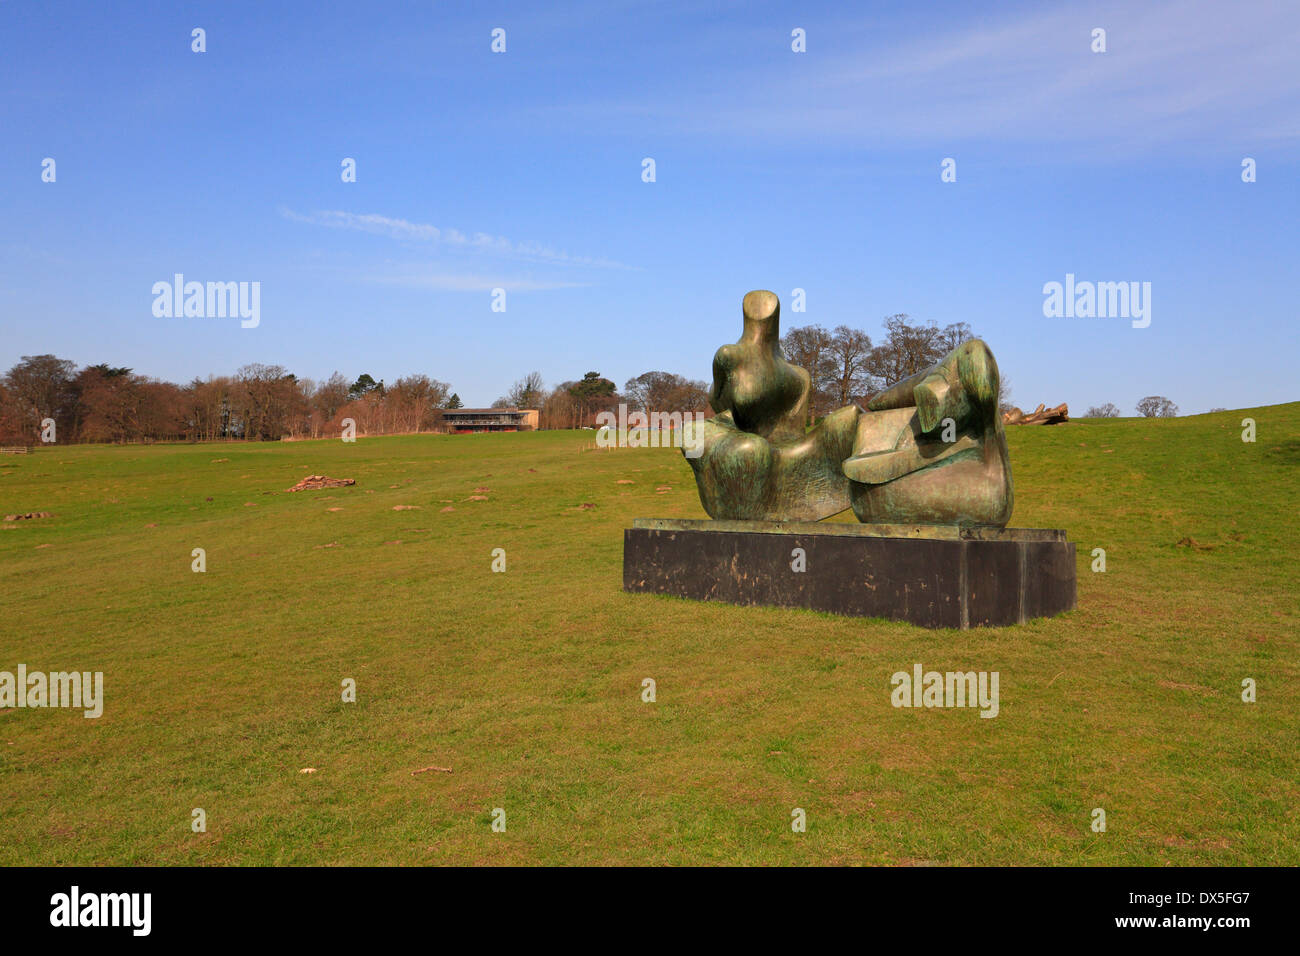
442 408 539 433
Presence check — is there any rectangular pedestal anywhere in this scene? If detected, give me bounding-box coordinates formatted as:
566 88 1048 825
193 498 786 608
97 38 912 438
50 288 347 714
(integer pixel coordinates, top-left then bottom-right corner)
623 519 1076 629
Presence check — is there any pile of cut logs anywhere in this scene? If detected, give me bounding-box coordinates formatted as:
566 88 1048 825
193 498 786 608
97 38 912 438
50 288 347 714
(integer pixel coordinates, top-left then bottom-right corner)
1002 403 1069 426
286 475 356 492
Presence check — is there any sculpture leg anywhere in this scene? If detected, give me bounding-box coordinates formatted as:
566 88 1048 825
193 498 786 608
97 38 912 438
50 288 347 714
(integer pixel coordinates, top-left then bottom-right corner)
683 414 774 519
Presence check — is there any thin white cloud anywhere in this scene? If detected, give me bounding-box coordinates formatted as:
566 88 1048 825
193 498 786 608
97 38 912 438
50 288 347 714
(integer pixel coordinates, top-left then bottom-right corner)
282 208 440 241
534 0 1300 155
365 271 587 292
802 0 1300 146
281 207 633 269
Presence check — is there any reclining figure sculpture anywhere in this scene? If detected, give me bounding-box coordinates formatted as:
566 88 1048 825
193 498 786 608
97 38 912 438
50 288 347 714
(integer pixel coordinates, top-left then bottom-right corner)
682 290 1013 527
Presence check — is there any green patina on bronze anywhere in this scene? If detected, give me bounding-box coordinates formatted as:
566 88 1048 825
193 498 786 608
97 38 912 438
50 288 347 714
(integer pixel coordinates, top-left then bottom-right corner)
683 290 1013 527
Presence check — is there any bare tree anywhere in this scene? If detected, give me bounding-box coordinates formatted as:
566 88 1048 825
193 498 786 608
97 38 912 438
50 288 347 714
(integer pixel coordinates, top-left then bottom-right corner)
235 363 299 439
2 354 78 439
1136 396 1179 418
540 386 578 429
827 325 875 408
388 375 451 432
506 371 545 409
135 378 187 441
623 371 709 413
311 372 350 436
1085 403 1122 418
998 373 1014 416
76 365 143 442
867 315 975 391
0 381 26 444
780 325 836 416
869 315 929 384
933 321 975 354
183 376 237 441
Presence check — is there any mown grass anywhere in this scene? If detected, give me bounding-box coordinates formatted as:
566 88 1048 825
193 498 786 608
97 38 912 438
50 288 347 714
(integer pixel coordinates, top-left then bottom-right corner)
0 405 1296 865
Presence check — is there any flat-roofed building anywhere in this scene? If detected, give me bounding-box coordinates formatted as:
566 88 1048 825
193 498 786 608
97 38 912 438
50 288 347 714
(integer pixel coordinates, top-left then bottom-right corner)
442 408 539 433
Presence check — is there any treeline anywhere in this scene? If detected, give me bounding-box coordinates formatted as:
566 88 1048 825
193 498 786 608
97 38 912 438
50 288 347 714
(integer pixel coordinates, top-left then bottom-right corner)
0 314 994 444
0 358 457 444
493 370 713 431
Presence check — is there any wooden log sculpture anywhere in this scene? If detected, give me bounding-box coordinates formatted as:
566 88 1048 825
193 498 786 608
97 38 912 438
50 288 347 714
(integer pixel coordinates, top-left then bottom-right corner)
1002 403 1069 426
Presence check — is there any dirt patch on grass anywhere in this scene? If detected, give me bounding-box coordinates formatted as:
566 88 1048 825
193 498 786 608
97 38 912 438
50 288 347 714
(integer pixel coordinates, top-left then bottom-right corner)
1157 679 1217 696
288 475 355 492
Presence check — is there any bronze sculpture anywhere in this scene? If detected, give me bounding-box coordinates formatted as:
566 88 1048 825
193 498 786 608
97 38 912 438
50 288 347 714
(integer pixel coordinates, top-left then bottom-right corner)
683 290 1013 527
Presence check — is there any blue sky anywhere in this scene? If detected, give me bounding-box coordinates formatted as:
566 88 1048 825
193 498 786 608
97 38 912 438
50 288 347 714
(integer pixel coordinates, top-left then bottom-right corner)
2 0 1297 413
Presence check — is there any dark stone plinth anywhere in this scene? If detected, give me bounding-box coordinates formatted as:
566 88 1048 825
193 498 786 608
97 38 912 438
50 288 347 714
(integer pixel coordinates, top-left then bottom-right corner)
623 519 1075 629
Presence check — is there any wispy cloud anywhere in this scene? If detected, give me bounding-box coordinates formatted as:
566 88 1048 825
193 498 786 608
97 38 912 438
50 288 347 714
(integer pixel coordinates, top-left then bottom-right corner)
536 0 1300 155
281 207 633 269
364 269 587 292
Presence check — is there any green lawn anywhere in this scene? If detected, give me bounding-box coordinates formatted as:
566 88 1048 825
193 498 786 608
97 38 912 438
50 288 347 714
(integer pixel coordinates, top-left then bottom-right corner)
1 405 1296 865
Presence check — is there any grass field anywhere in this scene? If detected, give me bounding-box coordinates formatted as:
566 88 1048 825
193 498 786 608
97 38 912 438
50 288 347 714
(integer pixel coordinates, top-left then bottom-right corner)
1 405 1297 865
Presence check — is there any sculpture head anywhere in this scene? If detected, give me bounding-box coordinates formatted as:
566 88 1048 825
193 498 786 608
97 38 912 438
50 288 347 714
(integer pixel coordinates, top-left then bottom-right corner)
708 290 810 443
